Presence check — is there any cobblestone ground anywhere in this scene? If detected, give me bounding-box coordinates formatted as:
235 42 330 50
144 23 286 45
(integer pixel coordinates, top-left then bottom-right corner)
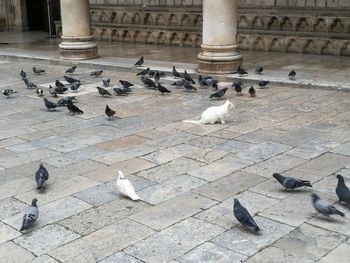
0 60 350 263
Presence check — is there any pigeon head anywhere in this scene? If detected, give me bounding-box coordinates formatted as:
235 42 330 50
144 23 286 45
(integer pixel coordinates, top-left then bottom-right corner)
311 193 320 201
31 198 38 206
233 198 240 206
118 171 125 180
39 163 44 168
272 173 281 179
336 174 344 181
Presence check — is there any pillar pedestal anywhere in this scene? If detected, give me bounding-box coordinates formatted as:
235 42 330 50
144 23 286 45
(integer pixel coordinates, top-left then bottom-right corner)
59 0 98 60
198 0 242 74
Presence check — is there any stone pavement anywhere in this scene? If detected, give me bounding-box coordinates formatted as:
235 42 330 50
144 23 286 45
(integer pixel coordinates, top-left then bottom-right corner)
0 59 350 263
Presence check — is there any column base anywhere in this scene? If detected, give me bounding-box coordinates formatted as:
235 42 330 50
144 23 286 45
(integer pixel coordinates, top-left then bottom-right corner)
59 35 98 60
198 44 242 74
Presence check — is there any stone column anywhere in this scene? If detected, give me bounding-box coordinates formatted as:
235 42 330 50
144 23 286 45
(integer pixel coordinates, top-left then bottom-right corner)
198 0 242 74
59 0 98 60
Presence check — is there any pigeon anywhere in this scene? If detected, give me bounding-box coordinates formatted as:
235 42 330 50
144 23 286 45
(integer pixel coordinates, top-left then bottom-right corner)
64 75 80 84
36 88 43 97
171 79 185 88
96 86 112 96
134 56 144 67
183 81 197 92
172 66 182 78
233 198 260 233
23 78 37 89
67 99 83 114
288 70 296 80
102 77 111 87
35 163 49 190
90 70 103 77
232 82 242 95
113 87 128 96
212 80 219 90
136 67 150 76
157 83 171 95
141 76 157 89
43 98 60 111
119 80 134 89
32 67 45 75
236 66 248 75
249 86 256 97
2 89 16 98
20 70 26 79
105 105 116 119
116 171 140 200
49 85 58 97
154 71 160 83
336 174 350 208
311 193 344 217
272 173 312 190
183 70 196 84
20 198 39 232
255 66 263 74
70 82 81 93
258 80 270 89
210 87 228 99
57 96 77 106
65 65 77 74
55 80 68 93
198 75 205 86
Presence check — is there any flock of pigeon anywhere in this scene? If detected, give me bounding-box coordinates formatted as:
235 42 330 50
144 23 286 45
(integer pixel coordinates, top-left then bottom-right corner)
3 58 348 235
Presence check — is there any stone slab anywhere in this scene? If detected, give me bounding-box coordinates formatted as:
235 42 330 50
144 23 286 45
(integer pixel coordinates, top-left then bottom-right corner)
0 222 21 244
0 241 35 263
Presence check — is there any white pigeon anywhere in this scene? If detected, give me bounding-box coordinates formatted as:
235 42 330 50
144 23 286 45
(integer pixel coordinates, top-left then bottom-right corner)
116 171 140 201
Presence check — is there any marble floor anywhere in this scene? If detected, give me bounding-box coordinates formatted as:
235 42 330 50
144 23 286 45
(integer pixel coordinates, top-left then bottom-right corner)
0 58 349 262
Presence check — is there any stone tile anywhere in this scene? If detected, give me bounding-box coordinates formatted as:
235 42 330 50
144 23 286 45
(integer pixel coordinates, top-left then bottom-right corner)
45 146 109 167
125 217 225 263
295 153 350 177
212 216 293 257
318 242 350 263
0 177 33 200
99 252 143 263
331 142 350 156
195 191 279 230
272 127 327 146
146 131 199 149
59 198 150 235
137 157 204 182
226 118 275 134
186 124 228 136
26 255 59 263
96 135 148 151
214 139 254 153
188 155 253 182
131 193 217 230
49 219 154 263
188 136 228 149
210 129 241 139
178 242 247 263
243 154 306 178
236 141 292 163
15 175 101 205
74 176 154 205
84 157 157 182
92 145 155 165
137 174 206 205
0 197 26 220
14 224 80 256
285 138 340 159
234 129 280 144
0 242 35 263
245 246 311 263
193 171 266 201
0 222 21 244
3 196 91 231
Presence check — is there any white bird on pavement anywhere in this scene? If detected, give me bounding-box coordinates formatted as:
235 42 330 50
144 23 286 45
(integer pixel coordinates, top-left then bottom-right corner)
116 171 140 201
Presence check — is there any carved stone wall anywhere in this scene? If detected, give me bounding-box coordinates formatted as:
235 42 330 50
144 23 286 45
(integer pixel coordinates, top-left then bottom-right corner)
54 0 350 55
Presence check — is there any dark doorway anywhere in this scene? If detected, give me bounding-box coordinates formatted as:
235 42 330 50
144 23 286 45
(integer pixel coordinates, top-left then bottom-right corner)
26 0 45 30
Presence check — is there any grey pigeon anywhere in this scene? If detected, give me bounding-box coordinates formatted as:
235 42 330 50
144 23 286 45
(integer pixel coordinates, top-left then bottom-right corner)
210 87 228 99
157 83 171 95
258 80 269 89
90 70 103 77
105 105 116 119
55 80 68 94
171 79 185 88
20 70 26 79
43 98 60 111
49 85 58 97
23 78 37 89
96 86 112 96
2 89 17 98
288 70 296 80
36 88 43 97
154 71 160 83
136 68 150 76
183 70 195 84
134 56 144 67
64 75 80 84
273 173 312 190
32 67 45 75
336 174 350 208
119 80 134 89
311 193 344 217
141 76 156 89
67 99 83 114
66 65 77 74
183 80 197 92
172 66 182 78
233 198 260 233
255 66 263 74
249 86 256 97
113 87 128 96
20 198 39 231
35 163 49 190
57 96 77 106
70 82 81 93
102 77 111 87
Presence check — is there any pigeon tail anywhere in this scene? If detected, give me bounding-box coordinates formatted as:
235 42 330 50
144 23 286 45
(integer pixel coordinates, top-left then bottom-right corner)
301 180 312 187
